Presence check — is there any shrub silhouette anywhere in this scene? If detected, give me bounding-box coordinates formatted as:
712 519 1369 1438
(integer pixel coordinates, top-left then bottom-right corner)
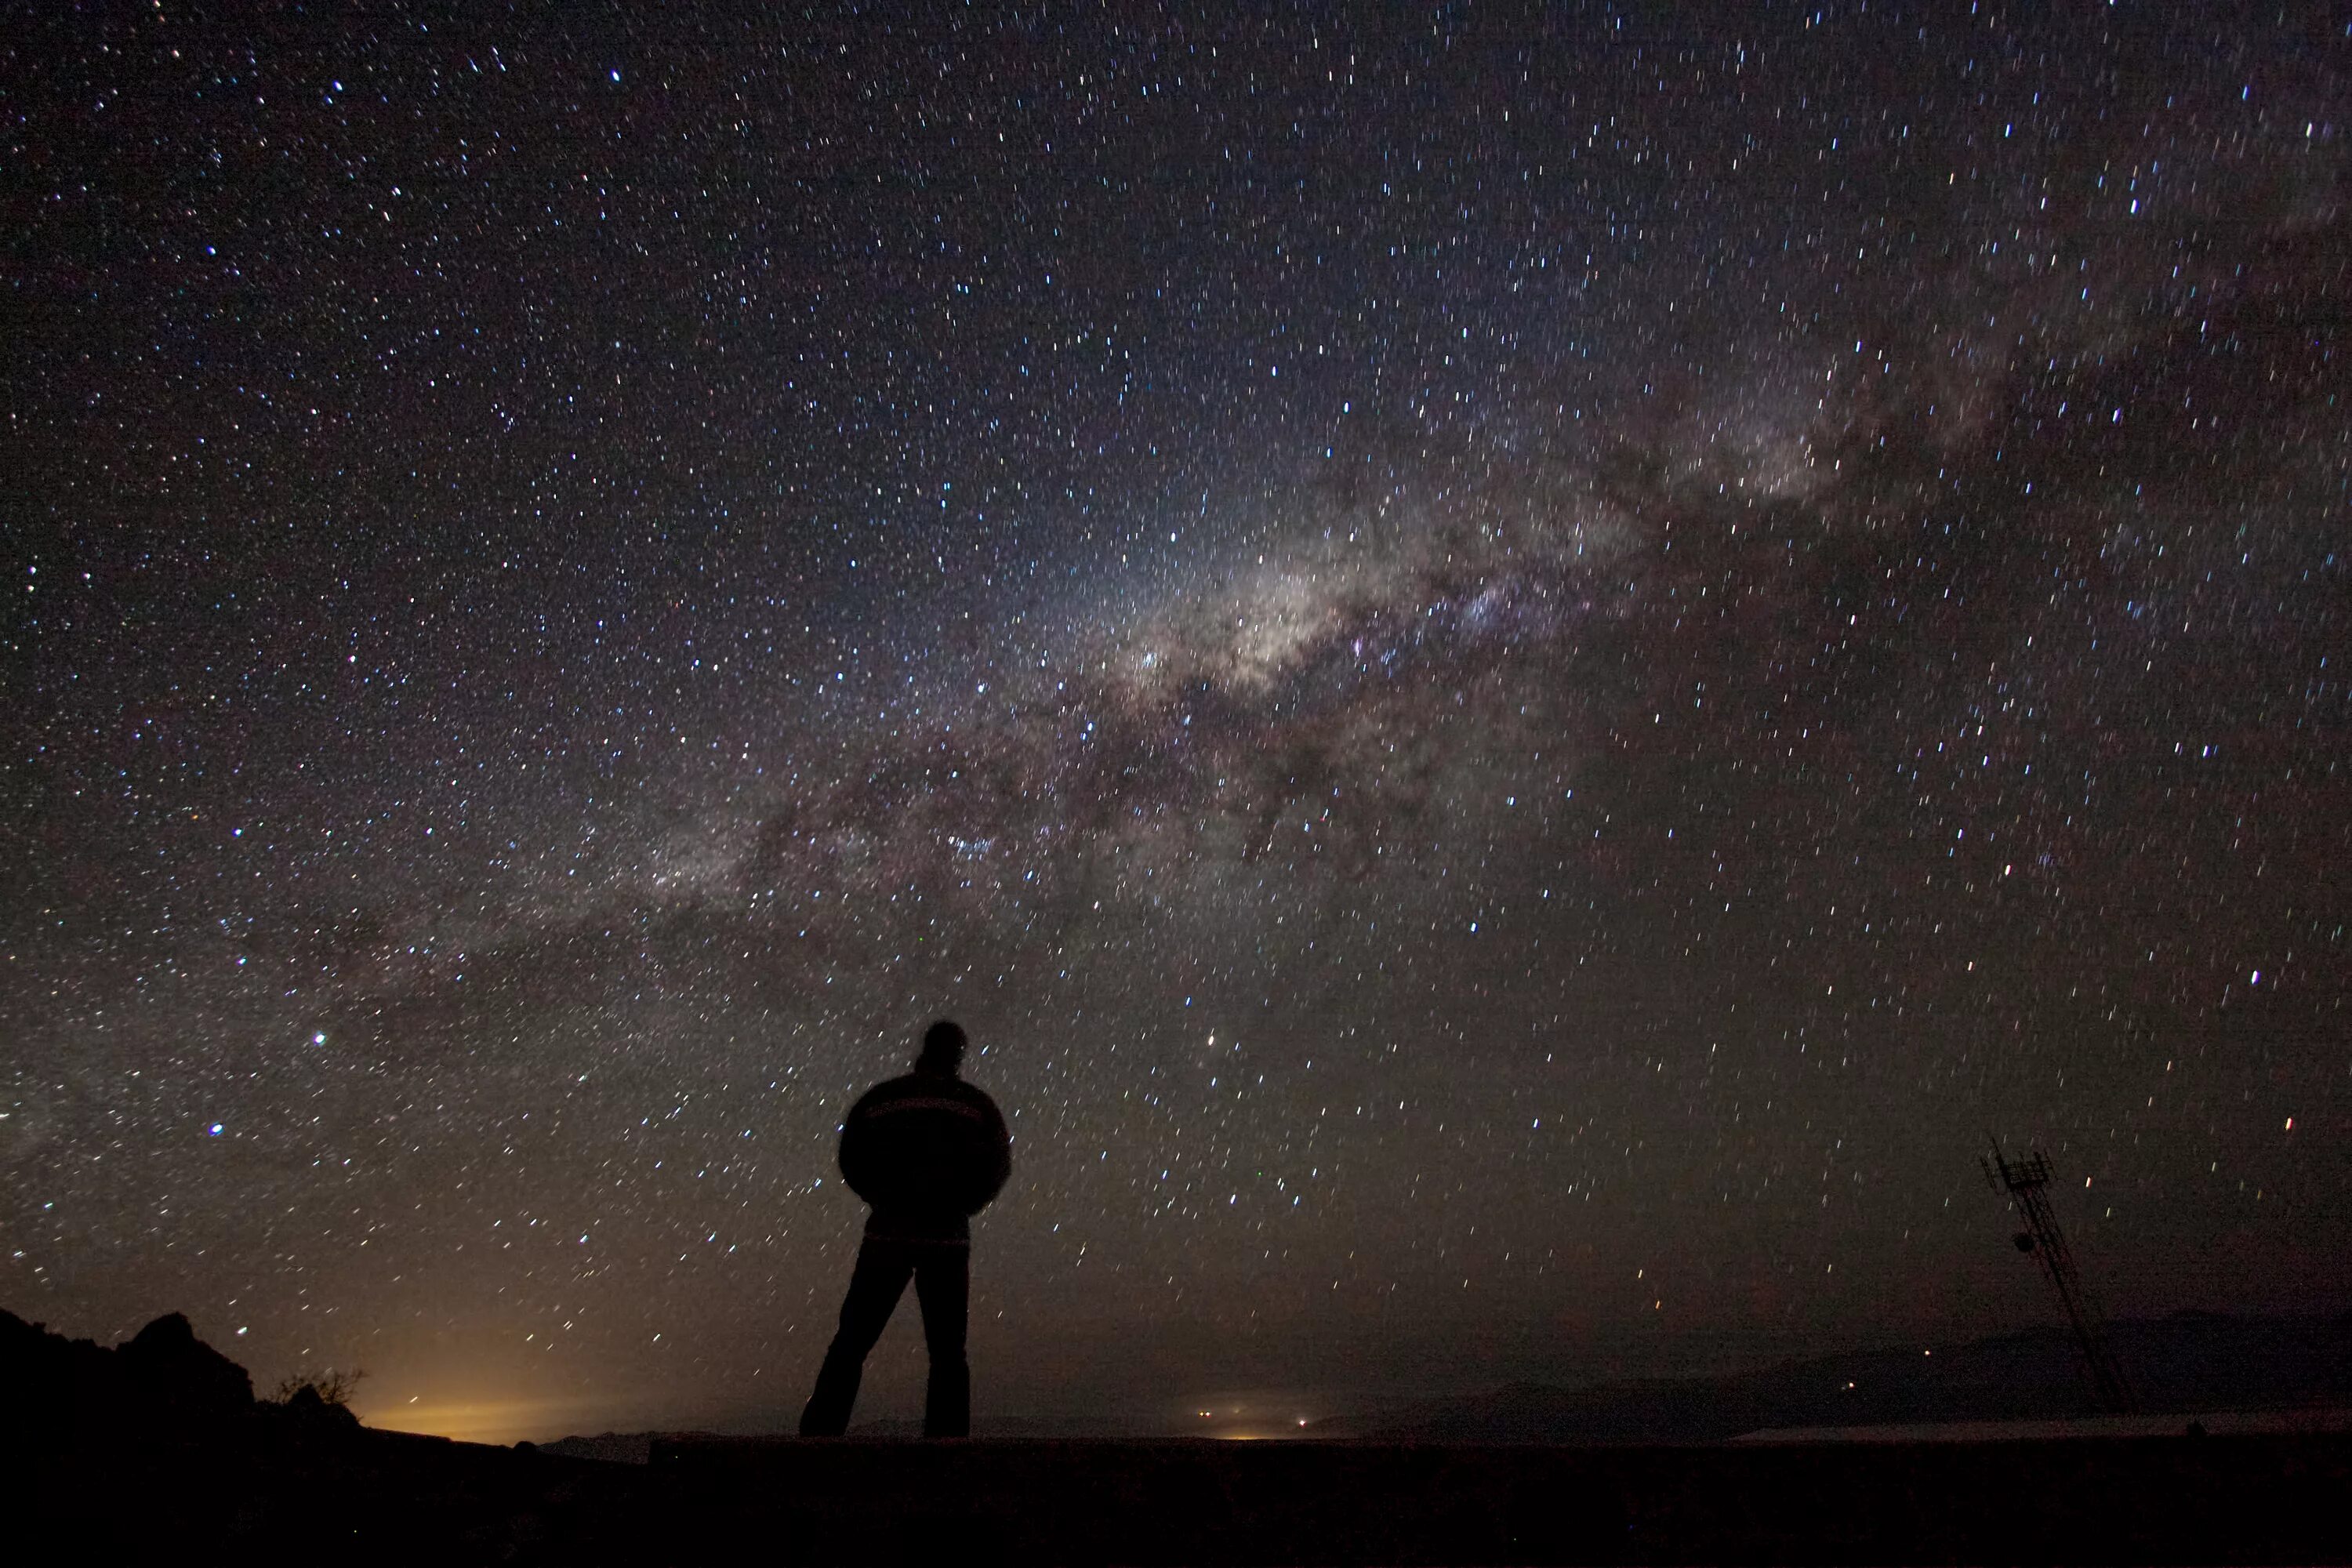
268 1367 365 1408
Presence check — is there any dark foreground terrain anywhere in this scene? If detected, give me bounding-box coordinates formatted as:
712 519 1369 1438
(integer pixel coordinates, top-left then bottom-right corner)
9 1309 2348 1563
17 1423 2349 1565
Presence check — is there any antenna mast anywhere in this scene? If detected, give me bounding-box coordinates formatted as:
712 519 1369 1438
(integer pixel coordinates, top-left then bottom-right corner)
1982 1142 2134 1413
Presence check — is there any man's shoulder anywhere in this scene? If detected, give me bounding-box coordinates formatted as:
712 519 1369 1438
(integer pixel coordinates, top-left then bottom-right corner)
855 1073 1000 1121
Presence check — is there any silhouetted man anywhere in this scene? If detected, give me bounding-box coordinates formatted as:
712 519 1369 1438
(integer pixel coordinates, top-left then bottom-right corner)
799 1018 1011 1438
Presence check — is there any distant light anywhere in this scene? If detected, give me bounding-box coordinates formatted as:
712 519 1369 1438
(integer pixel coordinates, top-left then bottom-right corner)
610 69 622 82
208 1123 223 1136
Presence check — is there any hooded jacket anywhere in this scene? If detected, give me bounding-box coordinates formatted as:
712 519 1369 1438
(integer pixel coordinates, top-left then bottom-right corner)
837 1069 1011 1244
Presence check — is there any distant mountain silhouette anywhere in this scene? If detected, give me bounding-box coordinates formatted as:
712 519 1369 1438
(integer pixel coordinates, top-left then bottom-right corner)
847 1412 1109 1440
1308 1313 2352 1444
537 1412 1102 1461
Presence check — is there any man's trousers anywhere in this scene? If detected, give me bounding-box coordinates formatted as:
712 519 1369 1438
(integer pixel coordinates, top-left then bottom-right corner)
798 1235 970 1438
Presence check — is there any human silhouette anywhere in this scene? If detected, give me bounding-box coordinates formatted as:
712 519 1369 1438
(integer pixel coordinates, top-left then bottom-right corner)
799 1018 1012 1438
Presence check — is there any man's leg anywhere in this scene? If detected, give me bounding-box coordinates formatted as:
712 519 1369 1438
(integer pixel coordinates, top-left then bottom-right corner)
912 1243 971 1437
799 1238 914 1436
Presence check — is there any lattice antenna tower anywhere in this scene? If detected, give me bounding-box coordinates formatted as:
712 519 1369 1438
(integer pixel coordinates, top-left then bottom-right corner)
1982 1142 2135 1414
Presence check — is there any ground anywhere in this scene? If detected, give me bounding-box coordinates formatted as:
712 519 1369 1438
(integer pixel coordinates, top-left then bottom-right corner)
21 1426 2350 1564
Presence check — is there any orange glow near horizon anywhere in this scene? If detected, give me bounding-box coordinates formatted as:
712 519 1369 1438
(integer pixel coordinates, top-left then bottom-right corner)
363 1392 645 1446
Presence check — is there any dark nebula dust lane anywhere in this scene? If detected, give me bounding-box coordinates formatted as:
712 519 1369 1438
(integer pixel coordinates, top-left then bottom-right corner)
3 6 2347 1439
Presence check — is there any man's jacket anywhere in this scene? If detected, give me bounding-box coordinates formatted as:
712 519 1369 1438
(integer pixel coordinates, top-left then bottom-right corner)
837 1069 1011 1244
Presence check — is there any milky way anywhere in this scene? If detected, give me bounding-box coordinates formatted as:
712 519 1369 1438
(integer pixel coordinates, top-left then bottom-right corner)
5 7 2347 1439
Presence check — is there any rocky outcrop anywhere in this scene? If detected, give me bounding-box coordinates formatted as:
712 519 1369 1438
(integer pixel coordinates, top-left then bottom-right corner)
117 1312 256 1420
4 1307 257 1438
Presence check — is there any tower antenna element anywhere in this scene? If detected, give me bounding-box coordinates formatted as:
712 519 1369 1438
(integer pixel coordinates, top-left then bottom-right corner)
1982 1142 2135 1413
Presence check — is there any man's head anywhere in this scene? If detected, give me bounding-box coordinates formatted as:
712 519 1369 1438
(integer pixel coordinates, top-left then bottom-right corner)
916 1018 967 1075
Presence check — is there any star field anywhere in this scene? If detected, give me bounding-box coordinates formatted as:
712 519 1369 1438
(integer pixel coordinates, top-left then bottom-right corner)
3 5 2347 1439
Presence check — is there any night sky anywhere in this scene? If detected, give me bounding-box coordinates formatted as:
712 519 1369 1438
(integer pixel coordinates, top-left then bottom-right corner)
5 5 2347 1444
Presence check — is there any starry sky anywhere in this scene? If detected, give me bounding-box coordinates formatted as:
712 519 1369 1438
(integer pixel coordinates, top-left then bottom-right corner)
4 5 2347 1443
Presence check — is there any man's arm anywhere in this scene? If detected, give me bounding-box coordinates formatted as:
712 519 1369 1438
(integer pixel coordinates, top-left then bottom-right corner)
837 1085 882 1202
971 1092 1012 1212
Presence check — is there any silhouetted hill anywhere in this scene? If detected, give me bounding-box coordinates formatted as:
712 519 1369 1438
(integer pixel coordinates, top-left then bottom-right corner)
1309 1313 2352 1444
5 1307 254 1436
2 1306 360 1443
